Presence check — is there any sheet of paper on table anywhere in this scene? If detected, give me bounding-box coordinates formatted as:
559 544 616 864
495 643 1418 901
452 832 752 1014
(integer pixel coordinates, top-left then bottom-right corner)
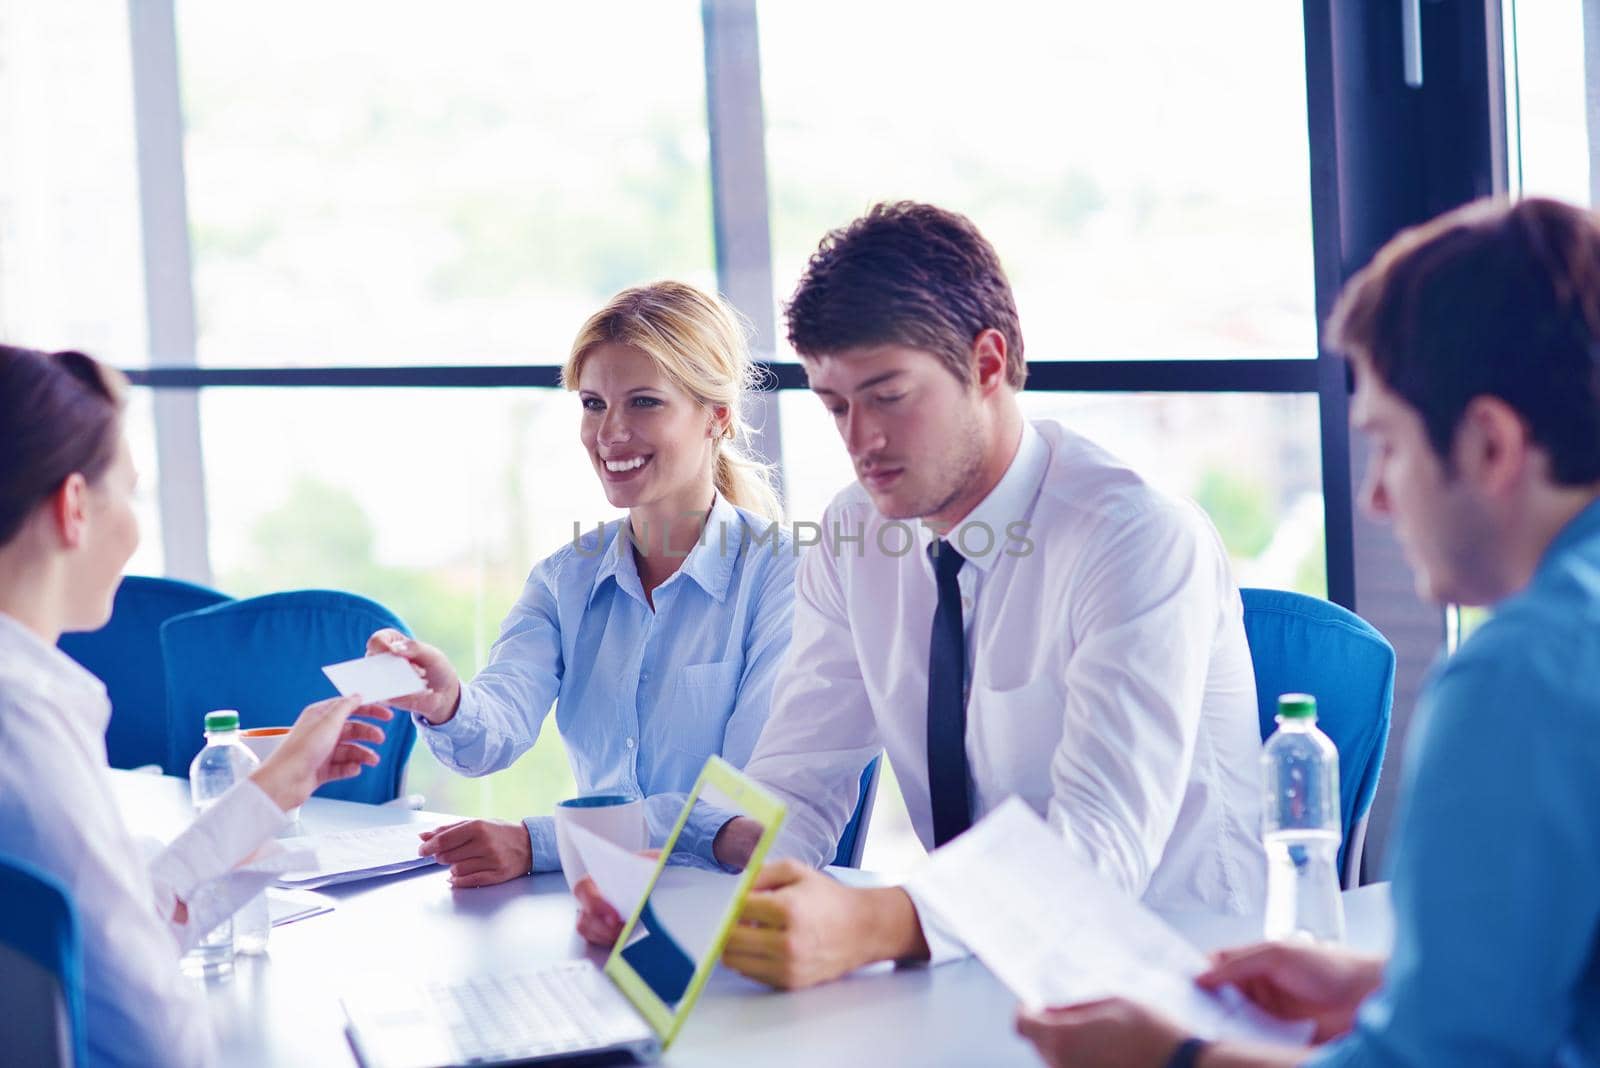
267 887 336 927
273 824 443 889
910 797 1314 1047
321 652 427 704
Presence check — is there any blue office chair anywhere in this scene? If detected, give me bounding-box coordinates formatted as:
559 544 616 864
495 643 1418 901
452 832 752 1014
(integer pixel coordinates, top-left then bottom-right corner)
831 755 883 868
58 575 233 771
0 854 85 1068
1240 587 1395 888
160 590 418 804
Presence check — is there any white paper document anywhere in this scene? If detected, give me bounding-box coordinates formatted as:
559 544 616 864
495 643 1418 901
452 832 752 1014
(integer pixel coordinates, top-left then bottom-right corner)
568 824 740 958
321 653 427 704
910 798 1313 1046
266 887 336 927
567 822 656 918
274 824 441 889
239 839 318 878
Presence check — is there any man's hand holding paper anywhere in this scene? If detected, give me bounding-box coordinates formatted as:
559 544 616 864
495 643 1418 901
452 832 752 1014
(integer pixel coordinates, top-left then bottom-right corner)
907 798 1314 1047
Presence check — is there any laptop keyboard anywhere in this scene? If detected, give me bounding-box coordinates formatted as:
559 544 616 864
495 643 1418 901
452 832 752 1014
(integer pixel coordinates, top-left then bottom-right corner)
425 961 651 1064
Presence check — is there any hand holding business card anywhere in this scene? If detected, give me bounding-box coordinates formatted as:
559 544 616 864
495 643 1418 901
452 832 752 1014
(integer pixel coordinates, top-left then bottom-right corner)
360 629 464 725
322 653 428 704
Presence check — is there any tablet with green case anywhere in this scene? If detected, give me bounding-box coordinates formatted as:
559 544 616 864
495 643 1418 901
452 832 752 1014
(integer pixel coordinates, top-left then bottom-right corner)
602 754 787 1048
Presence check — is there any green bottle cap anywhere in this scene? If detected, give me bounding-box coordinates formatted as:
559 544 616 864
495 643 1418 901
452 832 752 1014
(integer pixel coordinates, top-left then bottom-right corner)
204 710 240 732
1277 693 1317 718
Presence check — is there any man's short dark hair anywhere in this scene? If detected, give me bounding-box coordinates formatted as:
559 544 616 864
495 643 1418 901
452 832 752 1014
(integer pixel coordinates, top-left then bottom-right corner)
784 201 1027 389
1329 196 1600 484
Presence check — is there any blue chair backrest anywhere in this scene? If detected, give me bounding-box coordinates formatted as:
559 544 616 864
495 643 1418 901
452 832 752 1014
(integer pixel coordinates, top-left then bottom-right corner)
160 590 418 803
0 854 85 1068
1240 588 1395 885
831 755 882 868
58 575 232 771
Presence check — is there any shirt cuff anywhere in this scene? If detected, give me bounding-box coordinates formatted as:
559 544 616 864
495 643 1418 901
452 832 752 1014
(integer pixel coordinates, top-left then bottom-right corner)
414 686 484 766
175 868 278 953
677 802 740 871
524 815 561 873
899 879 973 967
150 780 288 905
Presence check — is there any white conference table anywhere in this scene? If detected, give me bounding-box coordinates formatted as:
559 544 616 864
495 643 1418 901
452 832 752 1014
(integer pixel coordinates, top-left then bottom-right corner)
112 772 1393 1068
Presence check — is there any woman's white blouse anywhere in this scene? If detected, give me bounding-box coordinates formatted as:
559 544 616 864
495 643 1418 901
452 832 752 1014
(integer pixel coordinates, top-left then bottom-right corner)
0 611 287 1067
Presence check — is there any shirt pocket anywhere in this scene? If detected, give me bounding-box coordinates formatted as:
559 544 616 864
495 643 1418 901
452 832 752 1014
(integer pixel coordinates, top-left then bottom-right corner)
968 674 1063 812
661 660 743 765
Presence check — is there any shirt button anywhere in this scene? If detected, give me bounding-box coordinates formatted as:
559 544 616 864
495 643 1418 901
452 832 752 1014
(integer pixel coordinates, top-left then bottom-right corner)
626 737 636 749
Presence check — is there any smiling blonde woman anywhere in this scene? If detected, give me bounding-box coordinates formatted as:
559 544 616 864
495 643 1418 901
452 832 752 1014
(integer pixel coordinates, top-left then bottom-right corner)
371 281 796 885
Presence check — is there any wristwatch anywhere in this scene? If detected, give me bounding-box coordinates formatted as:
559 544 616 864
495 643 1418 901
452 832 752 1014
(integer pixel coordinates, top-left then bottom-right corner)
1165 1037 1211 1068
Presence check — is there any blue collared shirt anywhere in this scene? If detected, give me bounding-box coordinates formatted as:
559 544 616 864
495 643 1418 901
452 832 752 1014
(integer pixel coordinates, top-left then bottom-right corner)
418 494 795 869
1314 499 1600 1067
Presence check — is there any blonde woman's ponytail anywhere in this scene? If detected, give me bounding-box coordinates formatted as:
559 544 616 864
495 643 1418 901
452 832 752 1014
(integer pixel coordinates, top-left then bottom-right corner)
713 437 782 522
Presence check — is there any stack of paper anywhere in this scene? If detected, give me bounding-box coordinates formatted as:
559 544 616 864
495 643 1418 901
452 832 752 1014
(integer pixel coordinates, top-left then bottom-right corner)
910 798 1313 1046
273 824 440 889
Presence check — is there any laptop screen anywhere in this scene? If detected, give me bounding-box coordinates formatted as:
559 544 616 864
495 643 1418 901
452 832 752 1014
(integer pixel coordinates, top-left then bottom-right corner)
603 757 786 1047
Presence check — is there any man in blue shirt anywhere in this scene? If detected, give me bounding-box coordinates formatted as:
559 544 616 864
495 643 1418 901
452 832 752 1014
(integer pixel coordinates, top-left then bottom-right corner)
1016 197 1600 1068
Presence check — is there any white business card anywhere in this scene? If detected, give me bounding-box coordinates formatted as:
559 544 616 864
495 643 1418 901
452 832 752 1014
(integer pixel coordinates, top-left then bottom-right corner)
321 653 427 704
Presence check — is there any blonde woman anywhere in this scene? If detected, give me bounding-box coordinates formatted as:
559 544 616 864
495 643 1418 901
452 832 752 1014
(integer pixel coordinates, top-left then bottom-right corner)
372 282 795 885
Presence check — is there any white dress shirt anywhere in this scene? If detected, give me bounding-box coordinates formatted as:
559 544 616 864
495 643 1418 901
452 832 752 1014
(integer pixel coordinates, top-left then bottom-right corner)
742 420 1266 959
0 611 287 1067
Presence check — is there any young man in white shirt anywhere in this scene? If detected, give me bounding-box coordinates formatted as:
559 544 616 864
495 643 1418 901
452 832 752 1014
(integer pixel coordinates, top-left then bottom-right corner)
578 200 1266 988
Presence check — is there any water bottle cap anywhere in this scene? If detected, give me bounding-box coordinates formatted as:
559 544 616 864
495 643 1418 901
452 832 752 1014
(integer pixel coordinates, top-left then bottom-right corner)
204 710 240 733
1277 693 1317 719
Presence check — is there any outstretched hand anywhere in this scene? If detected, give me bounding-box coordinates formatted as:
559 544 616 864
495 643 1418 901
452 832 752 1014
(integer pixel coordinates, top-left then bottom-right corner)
365 628 461 725
251 696 392 812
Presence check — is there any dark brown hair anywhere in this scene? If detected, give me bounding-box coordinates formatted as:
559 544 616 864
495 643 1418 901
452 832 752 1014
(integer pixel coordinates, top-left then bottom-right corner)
0 345 128 545
1328 197 1600 484
784 201 1027 389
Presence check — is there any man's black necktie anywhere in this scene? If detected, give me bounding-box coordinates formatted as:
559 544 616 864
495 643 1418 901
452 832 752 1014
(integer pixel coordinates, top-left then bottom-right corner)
926 539 972 847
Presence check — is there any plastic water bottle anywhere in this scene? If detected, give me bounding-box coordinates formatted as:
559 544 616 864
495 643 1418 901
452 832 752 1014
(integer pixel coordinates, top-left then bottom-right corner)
181 710 261 976
1261 693 1346 944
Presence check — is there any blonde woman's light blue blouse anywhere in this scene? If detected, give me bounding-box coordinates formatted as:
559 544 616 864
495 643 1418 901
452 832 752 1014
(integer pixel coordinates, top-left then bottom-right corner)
417 494 795 869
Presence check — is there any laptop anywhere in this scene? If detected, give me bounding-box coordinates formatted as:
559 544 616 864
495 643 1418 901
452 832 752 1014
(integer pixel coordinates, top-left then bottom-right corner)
340 756 786 1067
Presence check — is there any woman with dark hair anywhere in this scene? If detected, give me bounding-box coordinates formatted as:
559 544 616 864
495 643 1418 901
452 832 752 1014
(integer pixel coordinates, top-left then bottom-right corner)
0 344 394 1066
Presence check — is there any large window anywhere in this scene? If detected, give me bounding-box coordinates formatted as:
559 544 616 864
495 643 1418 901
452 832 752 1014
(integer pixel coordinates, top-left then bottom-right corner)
759 0 1316 360
0 2 147 362
1505 0 1589 204
5 1 1386 873
177 0 715 366
0 2 162 575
